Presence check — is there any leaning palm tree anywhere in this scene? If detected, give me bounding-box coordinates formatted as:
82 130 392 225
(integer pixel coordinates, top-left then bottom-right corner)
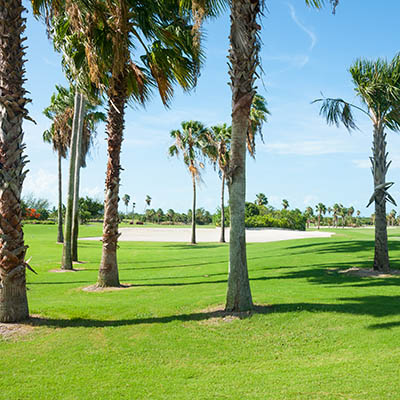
314 54 400 272
169 121 212 244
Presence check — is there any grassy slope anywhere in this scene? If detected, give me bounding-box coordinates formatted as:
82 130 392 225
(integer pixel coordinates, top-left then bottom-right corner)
1 225 400 399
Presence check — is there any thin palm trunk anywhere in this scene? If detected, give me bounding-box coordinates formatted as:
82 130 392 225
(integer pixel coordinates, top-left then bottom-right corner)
317 214 320 229
72 94 86 262
220 173 226 243
372 123 390 272
0 0 29 322
57 151 64 243
225 0 259 312
191 174 196 244
61 92 80 270
97 77 127 287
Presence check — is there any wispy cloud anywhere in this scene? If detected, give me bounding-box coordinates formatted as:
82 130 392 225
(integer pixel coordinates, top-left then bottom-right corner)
22 169 58 205
264 139 354 156
288 4 317 51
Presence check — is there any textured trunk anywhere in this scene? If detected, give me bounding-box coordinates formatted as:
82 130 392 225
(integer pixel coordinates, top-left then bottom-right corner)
57 151 64 243
61 92 80 270
225 0 259 312
97 77 127 287
0 1 29 322
372 123 390 272
220 173 226 243
72 94 86 262
191 174 196 244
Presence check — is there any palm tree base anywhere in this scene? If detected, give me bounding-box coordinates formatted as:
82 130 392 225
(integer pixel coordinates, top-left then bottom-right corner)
0 281 29 323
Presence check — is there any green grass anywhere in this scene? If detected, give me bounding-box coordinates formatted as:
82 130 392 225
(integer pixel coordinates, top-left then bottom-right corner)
1 225 400 399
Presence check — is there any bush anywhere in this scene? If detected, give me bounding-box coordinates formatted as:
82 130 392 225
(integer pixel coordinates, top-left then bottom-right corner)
245 209 306 231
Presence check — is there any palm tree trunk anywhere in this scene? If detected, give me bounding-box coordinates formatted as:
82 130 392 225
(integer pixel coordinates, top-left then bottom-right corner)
191 174 196 244
57 151 64 243
372 123 390 272
61 91 81 270
318 214 320 229
220 173 226 243
72 94 86 262
0 1 29 322
97 77 127 287
225 0 259 312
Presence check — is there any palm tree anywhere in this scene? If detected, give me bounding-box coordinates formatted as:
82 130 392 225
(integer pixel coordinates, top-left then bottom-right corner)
69 1 206 287
315 203 326 229
348 206 355 226
314 55 400 271
208 124 231 243
226 0 338 311
282 199 289 210
247 94 269 157
255 193 268 207
43 86 72 244
122 194 130 216
145 195 152 212
167 209 175 224
389 209 397 226
169 121 212 244
339 205 347 228
305 206 314 229
333 203 340 228
0 1 31 322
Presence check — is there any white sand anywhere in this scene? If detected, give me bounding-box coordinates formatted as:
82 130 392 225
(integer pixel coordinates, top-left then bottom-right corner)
81 227 334 243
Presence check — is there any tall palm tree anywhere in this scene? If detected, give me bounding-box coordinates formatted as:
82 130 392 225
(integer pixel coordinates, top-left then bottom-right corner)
169 121 212 244
305 206 314 228
315 203 326 229
314 55 400 271
226 0 337 311
43 84 104 265
43 85 73 244
0 1 31 322
282 199 289 210
63 1 209 287
208 124 231 243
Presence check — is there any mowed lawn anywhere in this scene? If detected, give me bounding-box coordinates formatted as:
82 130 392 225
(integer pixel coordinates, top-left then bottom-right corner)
2 225 400 399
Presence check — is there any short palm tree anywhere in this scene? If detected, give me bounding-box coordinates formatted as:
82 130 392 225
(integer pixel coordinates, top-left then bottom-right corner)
122 194 130 216
314 55 400 271
315 203 326 229
169 121 212 244
255 193 268 207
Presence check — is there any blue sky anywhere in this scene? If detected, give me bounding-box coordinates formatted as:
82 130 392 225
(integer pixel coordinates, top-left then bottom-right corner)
21 0 400 216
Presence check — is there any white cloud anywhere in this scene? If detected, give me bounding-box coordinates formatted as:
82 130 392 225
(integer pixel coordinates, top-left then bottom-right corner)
22 169 58 205
303 195 318 206
264 139 354 156
288 4 317 51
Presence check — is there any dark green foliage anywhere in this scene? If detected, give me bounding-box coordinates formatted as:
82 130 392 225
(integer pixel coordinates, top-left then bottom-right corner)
79 196 104 220
245 209 306 231
245 202 260 218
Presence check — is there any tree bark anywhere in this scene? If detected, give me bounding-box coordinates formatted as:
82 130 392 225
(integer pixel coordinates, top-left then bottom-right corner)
372 123 390 272
72 94 86 262
220 173 226 243
191 174 196 244
61 92 80 270
0 1 29 322
97 77 127 287
225 0 259 312
57 151 64 243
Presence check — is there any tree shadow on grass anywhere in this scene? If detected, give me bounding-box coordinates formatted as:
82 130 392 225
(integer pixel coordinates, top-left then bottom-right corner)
23 296 400 329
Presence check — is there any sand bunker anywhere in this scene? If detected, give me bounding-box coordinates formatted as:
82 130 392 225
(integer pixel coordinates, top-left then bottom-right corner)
81 227 334 243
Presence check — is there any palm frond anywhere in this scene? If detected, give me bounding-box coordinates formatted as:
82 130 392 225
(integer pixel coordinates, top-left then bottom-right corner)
313 97 359 132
